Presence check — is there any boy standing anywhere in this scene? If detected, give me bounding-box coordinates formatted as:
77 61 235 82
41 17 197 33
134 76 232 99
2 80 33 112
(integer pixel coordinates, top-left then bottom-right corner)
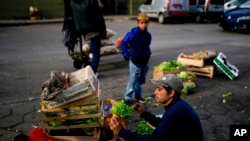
121 13 152 104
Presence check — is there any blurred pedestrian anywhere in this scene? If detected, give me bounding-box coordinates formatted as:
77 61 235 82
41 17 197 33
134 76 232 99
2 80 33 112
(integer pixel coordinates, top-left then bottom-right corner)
121 13 152 104
109 74 203 141
70 0 106 73
98 0 104 9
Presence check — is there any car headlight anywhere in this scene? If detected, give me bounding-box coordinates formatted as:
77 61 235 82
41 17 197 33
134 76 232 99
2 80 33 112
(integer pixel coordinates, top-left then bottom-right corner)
237 16 250 21
227 15 231 20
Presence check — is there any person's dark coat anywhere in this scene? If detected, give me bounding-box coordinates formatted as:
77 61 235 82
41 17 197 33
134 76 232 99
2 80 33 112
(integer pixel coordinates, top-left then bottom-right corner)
70 0 106 38
121 26 152 66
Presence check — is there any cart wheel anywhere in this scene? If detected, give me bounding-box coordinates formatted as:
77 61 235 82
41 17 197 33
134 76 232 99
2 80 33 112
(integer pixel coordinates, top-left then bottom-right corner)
82 56 91 67
83 61 91 67
73 59 83 69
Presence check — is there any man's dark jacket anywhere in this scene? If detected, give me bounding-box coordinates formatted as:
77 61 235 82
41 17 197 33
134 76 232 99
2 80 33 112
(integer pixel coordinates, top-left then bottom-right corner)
118 98 204 141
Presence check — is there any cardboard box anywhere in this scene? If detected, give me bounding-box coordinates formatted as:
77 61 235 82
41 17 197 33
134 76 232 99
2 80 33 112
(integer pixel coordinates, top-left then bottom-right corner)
43 66 99 109
213 52 239 80
153 66 185 80
177 53 204 67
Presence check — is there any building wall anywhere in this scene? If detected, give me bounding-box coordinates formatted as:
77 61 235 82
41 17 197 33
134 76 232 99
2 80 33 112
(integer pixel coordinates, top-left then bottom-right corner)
0 0 64 19
0 0 145 20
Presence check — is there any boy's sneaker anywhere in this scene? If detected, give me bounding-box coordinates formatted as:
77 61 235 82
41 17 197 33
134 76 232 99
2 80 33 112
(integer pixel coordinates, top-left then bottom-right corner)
135 97 146 103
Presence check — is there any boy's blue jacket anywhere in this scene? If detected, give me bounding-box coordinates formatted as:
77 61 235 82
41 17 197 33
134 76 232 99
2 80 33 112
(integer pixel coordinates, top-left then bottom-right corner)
121 26 152 66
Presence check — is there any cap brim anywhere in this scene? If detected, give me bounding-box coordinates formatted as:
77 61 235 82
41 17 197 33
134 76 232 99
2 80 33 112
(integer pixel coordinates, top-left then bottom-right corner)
149 79 165 86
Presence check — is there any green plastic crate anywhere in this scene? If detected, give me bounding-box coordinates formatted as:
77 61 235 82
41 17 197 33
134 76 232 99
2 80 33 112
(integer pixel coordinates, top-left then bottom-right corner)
213 52 239 80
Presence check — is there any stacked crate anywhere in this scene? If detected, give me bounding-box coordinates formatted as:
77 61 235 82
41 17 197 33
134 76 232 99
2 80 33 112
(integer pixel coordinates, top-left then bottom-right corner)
40 66 103 141
152 60 186 80
177 50 217 79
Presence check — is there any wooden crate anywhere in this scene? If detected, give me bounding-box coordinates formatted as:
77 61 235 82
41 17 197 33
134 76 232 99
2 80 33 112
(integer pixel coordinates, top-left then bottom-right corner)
192 50 217 59
40 95 103 137
52 135 100 141
177 53 204 67
153 66 185 80
42 66 100 109
186 65 214 79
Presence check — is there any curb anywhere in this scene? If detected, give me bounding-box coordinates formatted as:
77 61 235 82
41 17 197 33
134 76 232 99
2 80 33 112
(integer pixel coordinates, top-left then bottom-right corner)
0 15 137 27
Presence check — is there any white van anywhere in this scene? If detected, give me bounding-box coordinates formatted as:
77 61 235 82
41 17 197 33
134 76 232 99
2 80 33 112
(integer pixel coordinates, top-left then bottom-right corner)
138 0 189 24
189 0 224 23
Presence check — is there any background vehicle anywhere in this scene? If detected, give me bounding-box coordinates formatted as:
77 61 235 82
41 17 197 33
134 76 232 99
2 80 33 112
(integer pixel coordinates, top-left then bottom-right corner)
189 0 224 23
138 0 189 24
224 0 248 12
219 0 250 32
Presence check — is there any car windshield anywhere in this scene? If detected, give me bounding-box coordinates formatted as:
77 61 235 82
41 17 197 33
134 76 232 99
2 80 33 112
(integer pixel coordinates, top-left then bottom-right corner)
239 0 250 8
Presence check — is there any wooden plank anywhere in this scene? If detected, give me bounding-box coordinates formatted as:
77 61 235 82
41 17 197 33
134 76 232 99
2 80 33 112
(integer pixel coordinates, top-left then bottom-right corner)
52 136 99 141
187 65 214 79
50 127 100 141
41 93 98 111
44 123 102 130
177 53 204 67
43 113 102 122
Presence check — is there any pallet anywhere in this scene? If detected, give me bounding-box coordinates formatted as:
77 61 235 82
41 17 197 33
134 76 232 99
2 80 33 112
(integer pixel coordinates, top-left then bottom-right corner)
186 65 214 79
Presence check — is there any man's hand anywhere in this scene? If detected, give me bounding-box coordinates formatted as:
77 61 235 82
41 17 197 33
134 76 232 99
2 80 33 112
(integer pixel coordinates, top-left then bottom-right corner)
134 103 145 115
109 116 123 136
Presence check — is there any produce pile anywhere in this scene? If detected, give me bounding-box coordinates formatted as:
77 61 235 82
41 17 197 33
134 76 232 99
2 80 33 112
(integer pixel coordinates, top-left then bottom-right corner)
177 71 195 81
110 100 133 119
135 122 154 135
157 60 184 71
182 81 196 95
177 71 196 95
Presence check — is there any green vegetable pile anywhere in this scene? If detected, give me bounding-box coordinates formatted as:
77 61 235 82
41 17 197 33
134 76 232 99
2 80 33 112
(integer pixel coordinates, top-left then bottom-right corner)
136 122 154 135
181 81 196 95
110 100 133 119
177 71 194 81
157 60 184 71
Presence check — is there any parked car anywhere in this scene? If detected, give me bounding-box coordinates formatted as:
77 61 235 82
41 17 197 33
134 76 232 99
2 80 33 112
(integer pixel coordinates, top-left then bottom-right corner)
189 0 224 23
219 0 250 32
138 0 189 24
224 0 248 12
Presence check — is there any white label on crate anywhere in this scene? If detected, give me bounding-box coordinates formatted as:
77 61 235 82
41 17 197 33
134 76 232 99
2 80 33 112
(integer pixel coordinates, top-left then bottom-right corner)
54 81 92 100
46 87 95 109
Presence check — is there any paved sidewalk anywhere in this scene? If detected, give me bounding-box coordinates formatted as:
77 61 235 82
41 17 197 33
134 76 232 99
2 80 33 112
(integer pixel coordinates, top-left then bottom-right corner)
0 15 136 26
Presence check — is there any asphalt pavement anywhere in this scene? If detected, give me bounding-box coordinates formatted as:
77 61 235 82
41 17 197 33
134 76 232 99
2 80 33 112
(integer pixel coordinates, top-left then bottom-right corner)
0 16 249 141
